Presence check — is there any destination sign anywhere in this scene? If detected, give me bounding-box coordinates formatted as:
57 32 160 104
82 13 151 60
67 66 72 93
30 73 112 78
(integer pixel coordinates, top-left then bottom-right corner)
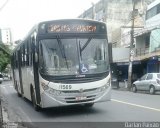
48 24 97 33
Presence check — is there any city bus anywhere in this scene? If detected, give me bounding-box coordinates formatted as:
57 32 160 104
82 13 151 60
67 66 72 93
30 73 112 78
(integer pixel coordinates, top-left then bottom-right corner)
11 19 112 111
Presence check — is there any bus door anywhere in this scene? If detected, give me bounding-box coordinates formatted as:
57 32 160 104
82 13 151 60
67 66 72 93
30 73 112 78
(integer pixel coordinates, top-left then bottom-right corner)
18 49 24 95
32 35 41 105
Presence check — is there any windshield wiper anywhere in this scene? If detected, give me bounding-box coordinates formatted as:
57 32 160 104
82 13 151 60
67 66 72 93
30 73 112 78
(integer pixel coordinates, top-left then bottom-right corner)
80 37 92 53
56 36 69 69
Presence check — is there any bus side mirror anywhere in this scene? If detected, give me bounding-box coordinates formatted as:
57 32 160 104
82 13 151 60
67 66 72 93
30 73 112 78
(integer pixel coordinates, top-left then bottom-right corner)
35 52 38 63
108 43 113 63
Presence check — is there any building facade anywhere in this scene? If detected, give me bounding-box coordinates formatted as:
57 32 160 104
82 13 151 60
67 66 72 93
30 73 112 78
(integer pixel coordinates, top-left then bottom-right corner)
134 0 160 74
79 0 154 48
1 28 12 46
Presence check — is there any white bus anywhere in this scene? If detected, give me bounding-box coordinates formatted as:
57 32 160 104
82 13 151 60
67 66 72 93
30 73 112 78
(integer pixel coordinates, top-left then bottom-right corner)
11 19 112 111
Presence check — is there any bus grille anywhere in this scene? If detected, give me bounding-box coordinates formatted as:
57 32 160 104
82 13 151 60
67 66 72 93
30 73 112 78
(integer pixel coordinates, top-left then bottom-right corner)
55 87 104 104
61 88 97 93
65 98 95 103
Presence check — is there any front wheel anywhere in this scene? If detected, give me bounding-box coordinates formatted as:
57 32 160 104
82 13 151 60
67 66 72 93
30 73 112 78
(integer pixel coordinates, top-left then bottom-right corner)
17 92 22 97
149 86 155 95
31 89 41 111
132 85 137 93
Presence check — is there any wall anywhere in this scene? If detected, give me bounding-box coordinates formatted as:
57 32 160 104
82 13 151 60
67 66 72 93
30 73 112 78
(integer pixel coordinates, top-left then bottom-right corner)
112 48 130 62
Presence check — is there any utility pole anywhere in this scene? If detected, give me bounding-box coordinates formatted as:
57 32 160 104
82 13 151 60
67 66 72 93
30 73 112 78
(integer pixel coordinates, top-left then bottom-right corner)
128 0 136 90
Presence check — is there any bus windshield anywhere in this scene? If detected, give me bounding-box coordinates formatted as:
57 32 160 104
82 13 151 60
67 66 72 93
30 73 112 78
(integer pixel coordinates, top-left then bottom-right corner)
39 37 109 77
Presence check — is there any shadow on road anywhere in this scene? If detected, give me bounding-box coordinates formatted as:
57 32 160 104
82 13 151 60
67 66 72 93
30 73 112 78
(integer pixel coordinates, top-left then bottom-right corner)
41 105 101 118
23 98 105 118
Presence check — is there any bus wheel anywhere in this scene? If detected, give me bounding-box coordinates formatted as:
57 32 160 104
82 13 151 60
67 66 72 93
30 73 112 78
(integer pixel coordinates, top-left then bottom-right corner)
16 83 21 97
31 89 40 111
84 103 94 107
17 92 22 97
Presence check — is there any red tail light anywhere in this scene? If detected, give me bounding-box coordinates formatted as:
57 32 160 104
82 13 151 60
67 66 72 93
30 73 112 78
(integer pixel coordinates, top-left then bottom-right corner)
156 79 160 85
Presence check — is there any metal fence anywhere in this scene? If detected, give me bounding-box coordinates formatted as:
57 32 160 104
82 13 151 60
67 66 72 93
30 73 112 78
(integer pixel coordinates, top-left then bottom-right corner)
135 47 160 57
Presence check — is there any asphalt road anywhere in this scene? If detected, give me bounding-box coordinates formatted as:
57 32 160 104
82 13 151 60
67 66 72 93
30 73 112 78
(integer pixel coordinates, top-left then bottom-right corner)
1 81 160 128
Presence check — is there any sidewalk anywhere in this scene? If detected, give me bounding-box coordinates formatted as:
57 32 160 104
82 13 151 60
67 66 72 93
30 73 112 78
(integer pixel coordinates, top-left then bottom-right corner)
112 82 129 91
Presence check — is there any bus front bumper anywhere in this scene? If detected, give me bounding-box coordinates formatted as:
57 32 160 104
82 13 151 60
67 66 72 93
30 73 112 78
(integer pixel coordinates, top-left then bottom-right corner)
41 86 111 108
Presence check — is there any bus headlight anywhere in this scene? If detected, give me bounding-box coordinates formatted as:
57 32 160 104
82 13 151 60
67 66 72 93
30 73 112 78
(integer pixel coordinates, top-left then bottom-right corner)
99 85 108 92
48 88 61 96
41 82 49 90
99 79 110 92
41 82 61 95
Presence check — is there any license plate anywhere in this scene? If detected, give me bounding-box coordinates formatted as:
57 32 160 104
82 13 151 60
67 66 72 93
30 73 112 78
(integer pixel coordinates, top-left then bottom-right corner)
76 96 87 100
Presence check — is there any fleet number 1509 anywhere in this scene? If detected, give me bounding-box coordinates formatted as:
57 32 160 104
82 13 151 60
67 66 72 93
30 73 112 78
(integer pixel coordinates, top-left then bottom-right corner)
59 85 72 90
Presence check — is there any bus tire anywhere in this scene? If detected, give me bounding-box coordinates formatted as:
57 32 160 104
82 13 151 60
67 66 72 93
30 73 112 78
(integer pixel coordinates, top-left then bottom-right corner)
84 103 94 107
16 82 22 97
17 92 22 97
31 88 40 111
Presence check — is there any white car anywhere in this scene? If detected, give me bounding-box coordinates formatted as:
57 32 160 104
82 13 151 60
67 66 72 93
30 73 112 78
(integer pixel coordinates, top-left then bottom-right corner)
0 74 3 84
132 73 160 94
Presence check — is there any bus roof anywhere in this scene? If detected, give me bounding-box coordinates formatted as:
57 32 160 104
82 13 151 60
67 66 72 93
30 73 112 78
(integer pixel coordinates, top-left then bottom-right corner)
39 18 106 25
12 19 107 54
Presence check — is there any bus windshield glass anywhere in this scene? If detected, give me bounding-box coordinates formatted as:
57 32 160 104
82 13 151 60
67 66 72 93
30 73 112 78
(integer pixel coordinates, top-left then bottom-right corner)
39 37 109 76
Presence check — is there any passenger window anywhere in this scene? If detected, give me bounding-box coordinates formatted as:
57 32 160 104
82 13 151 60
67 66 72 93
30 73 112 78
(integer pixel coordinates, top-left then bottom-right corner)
140 74 147 80
146 74 153 80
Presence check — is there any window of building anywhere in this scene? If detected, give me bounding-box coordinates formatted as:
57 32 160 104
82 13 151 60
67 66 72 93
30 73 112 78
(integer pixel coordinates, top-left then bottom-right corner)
146 3 160 20
157 3 160 14
145 34 150 48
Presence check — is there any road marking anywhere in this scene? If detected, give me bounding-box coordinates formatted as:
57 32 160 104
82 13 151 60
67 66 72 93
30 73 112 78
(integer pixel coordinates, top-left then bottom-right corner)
112 99 160 112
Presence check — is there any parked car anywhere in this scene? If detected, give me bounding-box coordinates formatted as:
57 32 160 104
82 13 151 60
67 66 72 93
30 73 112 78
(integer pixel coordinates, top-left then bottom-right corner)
132 73 160 94
0 74 3 84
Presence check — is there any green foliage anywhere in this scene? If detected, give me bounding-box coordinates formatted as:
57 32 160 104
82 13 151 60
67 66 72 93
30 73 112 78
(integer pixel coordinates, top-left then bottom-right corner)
0 43 11 72
0 43 11 55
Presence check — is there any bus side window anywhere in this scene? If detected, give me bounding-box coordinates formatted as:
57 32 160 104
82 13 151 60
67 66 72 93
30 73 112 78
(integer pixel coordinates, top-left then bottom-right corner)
23 44 26 67
20 45 24 67
25 41 29 66
15 51 18 68
20 46 23 67
29 37 33 66
14 53 16 69
24 42 27 66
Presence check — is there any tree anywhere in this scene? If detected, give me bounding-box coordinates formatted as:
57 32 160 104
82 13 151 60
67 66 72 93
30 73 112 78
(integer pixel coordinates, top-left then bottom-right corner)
0 43 11 72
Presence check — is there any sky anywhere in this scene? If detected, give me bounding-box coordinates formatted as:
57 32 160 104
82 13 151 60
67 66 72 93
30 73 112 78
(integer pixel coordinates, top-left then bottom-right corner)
0 0 100 41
